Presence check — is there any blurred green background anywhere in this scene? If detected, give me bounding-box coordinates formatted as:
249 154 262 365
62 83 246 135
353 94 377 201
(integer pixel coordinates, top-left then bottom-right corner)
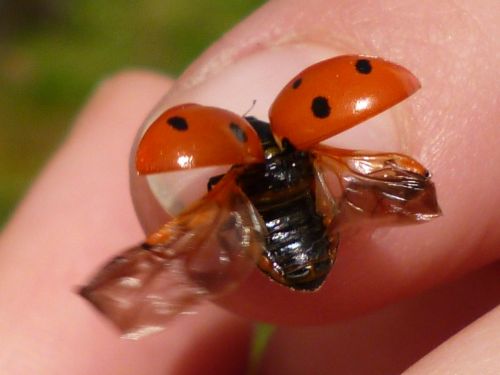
0 0 265 227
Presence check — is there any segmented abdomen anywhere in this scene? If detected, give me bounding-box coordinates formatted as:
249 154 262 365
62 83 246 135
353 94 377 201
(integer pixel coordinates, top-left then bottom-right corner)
238 150 332 290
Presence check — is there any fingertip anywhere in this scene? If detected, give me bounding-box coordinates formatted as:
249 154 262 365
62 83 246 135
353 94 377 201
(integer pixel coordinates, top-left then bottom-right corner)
0 69 175 276
72 69 174 136
97 69 173 96
404 306 500 375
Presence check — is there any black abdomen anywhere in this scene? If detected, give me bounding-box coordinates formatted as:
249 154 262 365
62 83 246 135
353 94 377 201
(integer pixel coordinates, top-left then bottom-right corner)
238 149 332 291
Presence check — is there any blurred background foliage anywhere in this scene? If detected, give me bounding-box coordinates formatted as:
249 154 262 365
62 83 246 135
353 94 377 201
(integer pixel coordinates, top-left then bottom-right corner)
0 0 265 226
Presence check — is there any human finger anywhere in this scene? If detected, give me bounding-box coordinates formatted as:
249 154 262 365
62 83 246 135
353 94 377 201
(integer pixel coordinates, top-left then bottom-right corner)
258 263 499 374
0 71 251 375
135 0 500 324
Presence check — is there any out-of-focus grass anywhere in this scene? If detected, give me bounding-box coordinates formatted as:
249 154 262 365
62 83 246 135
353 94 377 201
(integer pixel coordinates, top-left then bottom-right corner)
0 0 265 226
249 323 275 374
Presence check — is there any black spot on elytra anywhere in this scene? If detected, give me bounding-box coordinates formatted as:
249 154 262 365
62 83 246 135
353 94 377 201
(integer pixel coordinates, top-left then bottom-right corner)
167 116 188 131
292 78 302 89
355 59 372 74
311 96 331 118
229 122 247 143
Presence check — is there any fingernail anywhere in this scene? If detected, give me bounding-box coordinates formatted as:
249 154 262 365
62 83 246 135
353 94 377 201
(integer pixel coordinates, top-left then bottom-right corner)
156 44 412 151
132 45 419 232
163 45 335 120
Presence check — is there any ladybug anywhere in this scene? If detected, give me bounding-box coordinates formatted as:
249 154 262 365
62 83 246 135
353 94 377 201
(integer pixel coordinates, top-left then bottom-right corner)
80 55 441 337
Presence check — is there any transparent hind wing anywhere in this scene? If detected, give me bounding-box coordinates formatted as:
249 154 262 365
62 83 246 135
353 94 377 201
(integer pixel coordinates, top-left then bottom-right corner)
80 168 266 338
80 245 202 339
312 144 441 227
312 164 341 261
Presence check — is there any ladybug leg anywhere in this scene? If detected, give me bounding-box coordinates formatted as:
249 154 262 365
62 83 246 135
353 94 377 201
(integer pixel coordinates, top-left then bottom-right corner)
207 173 226 191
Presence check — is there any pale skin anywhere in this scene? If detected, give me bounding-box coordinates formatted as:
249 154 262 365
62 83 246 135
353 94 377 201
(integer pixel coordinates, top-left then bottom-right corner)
0 1 498 374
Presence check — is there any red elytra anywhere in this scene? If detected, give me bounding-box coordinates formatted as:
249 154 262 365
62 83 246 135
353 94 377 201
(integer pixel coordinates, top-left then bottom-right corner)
136 55 420 173
269 55 421 149
136 104 264 174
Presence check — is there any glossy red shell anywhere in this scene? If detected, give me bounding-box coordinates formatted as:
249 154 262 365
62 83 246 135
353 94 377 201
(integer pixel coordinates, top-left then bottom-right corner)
136 104 264 174
269 55 421 149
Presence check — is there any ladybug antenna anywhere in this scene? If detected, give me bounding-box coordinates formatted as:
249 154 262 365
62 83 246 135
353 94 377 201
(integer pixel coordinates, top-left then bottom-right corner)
242 99 257 117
